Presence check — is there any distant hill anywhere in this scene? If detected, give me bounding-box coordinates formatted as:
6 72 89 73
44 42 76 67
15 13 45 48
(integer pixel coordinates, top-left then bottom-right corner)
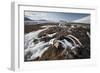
24 19 58 25
73 16 90 24
24 16 32 21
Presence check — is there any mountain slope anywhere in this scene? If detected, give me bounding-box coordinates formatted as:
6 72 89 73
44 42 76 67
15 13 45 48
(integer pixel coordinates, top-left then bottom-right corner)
73 16 90 24
24 16 32 21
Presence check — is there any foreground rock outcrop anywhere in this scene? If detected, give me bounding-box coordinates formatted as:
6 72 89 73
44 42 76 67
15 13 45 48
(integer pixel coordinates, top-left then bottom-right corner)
24 24 90 61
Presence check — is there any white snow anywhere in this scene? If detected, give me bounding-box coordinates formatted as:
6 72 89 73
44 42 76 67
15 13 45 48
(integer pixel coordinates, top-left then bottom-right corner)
24 28 48 49
71 45 79 50
27 42 49 60
63 39 73 48
73 16 90 24
49 38 55 45
58 39 73 49
86 32 90 38
47 33 56 37
24 27 51 60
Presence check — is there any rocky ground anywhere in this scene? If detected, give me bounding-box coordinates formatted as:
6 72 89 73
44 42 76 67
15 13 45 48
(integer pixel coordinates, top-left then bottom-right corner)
24 23 90 61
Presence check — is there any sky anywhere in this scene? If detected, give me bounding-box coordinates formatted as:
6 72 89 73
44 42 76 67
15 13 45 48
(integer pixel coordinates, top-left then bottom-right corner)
24 11 90 22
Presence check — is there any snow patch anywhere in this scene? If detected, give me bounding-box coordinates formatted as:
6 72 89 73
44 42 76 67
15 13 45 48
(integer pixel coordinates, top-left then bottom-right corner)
47 33 56 37
24 28 48 49
73 16 90 24
27 42 49 60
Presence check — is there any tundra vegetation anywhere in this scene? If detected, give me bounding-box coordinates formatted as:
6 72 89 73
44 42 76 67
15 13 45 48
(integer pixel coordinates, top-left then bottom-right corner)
24 21 90 61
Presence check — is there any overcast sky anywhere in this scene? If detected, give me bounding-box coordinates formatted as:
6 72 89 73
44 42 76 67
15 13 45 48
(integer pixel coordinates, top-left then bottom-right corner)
24 11 90 22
